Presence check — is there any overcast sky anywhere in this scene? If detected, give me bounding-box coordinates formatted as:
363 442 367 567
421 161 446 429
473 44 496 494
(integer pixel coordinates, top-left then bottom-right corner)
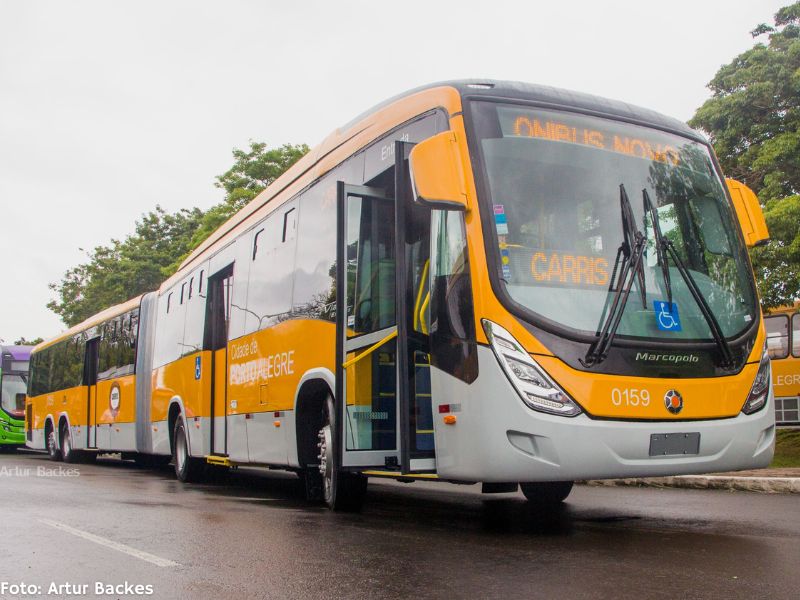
0 0 788 343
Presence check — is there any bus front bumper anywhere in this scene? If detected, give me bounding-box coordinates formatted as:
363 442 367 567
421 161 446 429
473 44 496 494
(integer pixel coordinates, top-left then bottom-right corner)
0 419 26 446
431 346 776 483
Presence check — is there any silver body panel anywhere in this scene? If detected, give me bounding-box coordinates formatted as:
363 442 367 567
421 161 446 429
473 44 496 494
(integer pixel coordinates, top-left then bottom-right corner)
430 346 775 482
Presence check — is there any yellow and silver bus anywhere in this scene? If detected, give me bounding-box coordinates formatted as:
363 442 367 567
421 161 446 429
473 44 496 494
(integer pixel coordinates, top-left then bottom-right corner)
764 302 800 425
28 80 775 509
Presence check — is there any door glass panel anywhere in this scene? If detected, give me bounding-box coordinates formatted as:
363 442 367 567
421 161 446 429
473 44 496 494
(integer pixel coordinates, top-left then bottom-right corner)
345 197 396 337
765 315 789 359
344 338 397 451
793 313 799 358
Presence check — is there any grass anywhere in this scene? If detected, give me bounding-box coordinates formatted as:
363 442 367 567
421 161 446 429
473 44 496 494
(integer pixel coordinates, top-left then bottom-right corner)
770 428 800 468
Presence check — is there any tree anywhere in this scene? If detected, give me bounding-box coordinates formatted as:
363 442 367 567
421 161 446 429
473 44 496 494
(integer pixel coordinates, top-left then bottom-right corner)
690 3 800 307
689 2 800 201
48 206 205 327
48 142 309 327
749 195 800 309
187 142 309 251
14 337 43 346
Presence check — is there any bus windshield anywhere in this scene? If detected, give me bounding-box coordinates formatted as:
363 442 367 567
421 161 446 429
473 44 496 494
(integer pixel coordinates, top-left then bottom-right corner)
1 373 27 418
470 102 757 342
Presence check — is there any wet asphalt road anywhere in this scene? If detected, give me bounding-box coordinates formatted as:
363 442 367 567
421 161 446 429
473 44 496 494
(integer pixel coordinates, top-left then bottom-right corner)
0 450 798 600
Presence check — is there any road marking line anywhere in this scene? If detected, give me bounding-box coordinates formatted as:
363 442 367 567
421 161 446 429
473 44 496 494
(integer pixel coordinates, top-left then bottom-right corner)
38 519 180 567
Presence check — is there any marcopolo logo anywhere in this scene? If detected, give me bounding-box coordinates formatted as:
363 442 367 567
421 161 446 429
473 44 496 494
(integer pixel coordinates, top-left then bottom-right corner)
635 352 699 365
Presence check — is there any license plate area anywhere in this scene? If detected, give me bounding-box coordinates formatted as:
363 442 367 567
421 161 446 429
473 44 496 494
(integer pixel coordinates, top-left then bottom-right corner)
649 432 700 457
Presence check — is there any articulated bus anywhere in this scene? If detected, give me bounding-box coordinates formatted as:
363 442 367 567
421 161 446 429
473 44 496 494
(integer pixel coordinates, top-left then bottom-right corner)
1 345 32 450
764 302 800 425
28 80 775 509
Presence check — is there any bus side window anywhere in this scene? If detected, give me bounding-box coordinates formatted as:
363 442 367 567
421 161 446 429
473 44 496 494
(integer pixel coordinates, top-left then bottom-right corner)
793 313 800 358
765 315 789 360
282 207 296 243
253 229 264 260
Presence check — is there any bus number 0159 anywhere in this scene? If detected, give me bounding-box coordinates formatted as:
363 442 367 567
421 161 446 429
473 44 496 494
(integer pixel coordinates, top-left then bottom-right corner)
611 388 651 407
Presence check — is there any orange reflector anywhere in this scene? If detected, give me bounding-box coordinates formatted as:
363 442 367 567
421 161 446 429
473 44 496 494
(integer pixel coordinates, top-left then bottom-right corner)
273 420 281 428
443 415 457 425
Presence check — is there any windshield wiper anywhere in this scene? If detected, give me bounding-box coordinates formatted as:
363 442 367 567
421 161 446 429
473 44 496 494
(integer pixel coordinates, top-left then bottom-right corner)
643 189 673 305
661 239 736 370
582 184 647 367
643 189 734 369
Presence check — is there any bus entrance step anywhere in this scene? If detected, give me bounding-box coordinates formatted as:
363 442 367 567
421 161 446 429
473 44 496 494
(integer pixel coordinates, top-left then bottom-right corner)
206 455 232 467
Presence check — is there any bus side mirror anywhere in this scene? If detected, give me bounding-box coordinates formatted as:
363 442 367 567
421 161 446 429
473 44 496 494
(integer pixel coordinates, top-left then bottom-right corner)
409 131 468 211
726 178 770 247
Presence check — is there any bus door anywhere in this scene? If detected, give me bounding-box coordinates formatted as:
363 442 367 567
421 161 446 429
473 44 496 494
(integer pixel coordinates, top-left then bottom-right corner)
336 150 435 474
205 265 233 456
84 337 99 448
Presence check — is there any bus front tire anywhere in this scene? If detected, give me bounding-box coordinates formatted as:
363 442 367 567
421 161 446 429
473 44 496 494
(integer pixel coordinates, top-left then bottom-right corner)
47 424 62 462
173 417 204 483
520 481 574 506
318 396 367 511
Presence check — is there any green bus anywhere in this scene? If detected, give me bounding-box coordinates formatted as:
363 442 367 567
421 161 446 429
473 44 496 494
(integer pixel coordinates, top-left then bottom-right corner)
0 345 32 450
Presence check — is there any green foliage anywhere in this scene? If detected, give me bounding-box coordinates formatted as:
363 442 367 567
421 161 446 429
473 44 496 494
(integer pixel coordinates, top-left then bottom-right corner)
689 2 800 201
690 3 800 307
14 337 43 346
172 142 310 272
48 142 309 328
48 206 205 327
749 195 800 309
770 428 800 468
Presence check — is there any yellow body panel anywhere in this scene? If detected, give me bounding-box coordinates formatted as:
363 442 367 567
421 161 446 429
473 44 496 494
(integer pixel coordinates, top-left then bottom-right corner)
28 385 87 429
226 319 335 415
772 357 800 398
537 355 758 419
95 375 136 424
151 352 212 422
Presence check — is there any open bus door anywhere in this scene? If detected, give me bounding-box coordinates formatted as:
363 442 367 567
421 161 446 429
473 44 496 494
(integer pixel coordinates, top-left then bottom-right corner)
335 142 435 476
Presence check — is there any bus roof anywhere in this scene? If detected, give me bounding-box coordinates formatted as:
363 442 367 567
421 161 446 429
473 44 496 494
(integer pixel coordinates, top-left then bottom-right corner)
33 295 144 353
169 79 701 288
0 345 33 361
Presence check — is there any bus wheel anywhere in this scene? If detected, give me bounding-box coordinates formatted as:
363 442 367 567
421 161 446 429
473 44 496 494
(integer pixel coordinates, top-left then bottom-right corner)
60 423 79 464
318 396 367 511
520 481 574 506
47 424 62 462
173 416 204 483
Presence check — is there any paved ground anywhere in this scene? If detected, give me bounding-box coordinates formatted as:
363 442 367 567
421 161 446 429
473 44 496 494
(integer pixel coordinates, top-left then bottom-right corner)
1 450 799 599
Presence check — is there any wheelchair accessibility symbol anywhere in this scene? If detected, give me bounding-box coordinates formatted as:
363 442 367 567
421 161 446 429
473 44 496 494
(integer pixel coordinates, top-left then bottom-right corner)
654 300 682 332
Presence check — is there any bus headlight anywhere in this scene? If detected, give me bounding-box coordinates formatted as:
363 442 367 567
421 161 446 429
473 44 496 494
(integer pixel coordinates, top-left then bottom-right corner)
482 320 582 417
741 345 770 415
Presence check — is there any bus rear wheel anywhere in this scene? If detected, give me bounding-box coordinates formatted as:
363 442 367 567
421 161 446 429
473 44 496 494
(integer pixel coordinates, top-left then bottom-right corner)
318 396 367 511
520 481 574 506
173 416 205 483
47 424 62 462
60 422 80 464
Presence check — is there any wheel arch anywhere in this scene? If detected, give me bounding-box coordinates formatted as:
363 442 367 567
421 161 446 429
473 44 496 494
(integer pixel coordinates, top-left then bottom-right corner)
167 396 187 455
294 369 334 469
